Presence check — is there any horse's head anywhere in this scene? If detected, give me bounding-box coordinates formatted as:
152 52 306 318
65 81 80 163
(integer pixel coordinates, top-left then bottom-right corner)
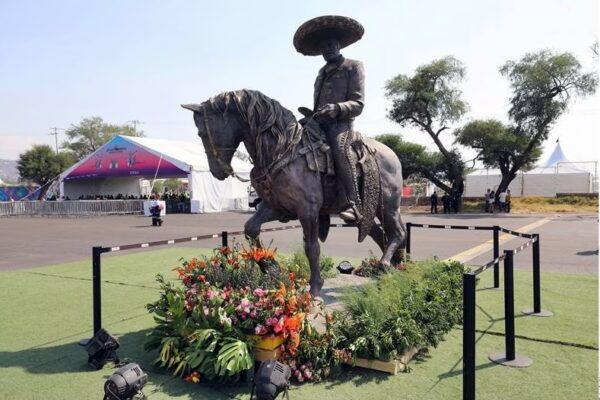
182 94 246 180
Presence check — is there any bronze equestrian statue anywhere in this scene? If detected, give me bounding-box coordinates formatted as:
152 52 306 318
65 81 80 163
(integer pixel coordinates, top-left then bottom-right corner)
182 16 406 297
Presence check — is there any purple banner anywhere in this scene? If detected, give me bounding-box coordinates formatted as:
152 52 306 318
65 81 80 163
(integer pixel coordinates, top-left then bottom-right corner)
65 136 187 180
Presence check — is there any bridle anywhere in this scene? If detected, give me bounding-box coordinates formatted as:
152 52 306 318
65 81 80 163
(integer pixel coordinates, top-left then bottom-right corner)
201 106 250 182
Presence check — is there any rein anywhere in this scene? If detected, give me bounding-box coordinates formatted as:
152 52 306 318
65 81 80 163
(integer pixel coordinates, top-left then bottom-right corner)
202 107 250 182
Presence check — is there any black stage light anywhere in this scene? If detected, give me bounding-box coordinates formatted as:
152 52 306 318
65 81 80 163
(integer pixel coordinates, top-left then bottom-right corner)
251 360 291 400
337 260 354 274
103 363 148 400
85 328 120 370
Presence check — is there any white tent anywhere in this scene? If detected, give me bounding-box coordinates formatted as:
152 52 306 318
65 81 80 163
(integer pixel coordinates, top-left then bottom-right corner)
464 142 593 197
59 135 253 213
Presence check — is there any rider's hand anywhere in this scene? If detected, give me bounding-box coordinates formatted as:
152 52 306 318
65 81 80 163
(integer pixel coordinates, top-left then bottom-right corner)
316 104 340 119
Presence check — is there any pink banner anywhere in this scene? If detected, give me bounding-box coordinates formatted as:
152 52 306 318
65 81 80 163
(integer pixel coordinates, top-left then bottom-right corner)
65 136 186 180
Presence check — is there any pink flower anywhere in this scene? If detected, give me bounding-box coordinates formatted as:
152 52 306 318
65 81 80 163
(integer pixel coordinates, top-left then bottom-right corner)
241 298 251 308
250 310 257 319
254 324 268 335
203 306 209 316
254 288 267 297
303 369 312 380
274 308 282 317
273 317 285 333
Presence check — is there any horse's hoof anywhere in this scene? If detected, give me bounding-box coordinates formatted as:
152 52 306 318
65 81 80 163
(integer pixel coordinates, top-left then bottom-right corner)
309 278 324 298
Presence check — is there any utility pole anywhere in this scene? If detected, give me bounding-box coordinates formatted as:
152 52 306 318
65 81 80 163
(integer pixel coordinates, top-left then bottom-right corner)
127 120 144 134
49 127 62 153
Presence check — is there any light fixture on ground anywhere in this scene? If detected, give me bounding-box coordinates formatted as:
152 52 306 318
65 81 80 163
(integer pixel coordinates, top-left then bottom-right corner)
103 362 148 400
337 260 354 274
251 360 291 400
84 328 120 370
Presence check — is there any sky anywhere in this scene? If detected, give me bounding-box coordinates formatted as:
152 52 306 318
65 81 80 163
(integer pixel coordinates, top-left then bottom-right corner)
0 0 598 167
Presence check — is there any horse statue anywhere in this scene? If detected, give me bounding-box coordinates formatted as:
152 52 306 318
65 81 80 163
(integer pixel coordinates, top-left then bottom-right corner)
182 89 406 297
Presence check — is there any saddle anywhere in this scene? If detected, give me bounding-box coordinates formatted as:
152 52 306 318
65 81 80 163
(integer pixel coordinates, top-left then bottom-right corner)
297 112 380 242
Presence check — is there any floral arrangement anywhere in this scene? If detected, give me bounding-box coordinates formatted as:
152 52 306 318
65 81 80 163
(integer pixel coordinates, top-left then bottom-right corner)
145 245 464 386
145 244 313 381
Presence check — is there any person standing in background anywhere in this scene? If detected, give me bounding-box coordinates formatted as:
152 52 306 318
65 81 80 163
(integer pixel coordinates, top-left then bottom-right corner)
430 191 439 214
498 190 507 212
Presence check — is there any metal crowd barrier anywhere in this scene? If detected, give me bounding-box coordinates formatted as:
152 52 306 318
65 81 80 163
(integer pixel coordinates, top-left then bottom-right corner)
86 218 551 400
88 224 303 335
462 235 550 400
0 200 144 216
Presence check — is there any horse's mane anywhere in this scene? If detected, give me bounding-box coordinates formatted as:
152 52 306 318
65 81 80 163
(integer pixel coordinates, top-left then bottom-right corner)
205 89 303 173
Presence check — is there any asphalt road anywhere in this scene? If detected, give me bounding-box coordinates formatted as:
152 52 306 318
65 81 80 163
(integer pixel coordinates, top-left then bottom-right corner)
0 211 597 274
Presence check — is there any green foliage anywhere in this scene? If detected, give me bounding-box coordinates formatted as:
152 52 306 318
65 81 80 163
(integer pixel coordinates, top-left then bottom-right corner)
335 259 464 361
62 116 145 160
375 134 427 180
17 145 75 197
501 51 598 136
454 119 542 172
386 56 468 127
385 56 468 194
145 274 254 380
278 247 337 280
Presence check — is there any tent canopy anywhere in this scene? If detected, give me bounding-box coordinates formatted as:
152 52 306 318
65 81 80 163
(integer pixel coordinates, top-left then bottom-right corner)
61 135 251 181
59 135 254 213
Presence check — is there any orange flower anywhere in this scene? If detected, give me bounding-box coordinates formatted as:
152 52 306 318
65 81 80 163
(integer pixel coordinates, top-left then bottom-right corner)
240 246 277 262
288 272 296 281
184 371 200 383
286 296 298 314
274 282 287 305
287 331 300 355
284 313 304 332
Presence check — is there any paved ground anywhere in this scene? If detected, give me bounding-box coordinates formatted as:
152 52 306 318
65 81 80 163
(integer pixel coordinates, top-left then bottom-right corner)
0 211 597 274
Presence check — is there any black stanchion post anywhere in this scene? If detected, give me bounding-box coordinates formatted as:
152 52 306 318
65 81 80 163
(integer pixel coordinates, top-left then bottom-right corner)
504 250 515 361
92 246 102 335
406 222 412 256
493 226 500 288
222 231 228 248
532 234 541 313
489 250 532 367
463 273 476 400
522 234 552 317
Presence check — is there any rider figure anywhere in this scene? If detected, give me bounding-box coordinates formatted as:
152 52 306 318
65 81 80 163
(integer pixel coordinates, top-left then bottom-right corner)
294 16 366 223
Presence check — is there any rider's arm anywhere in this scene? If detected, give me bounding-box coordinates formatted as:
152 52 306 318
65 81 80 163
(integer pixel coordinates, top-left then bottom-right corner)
337 60 365 120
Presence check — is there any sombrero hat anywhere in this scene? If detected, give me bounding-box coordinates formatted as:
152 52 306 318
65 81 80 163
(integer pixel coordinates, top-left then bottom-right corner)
293 15 364 56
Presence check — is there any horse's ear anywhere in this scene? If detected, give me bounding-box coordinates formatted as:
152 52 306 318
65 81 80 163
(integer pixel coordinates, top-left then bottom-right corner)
181 104 202 112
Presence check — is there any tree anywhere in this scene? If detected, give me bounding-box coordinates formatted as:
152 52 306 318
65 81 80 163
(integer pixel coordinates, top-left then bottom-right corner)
386 56 469 198
375 134 427 180
375 134 457 191
17 145 76 199
487 50 598 194
62 116 144 160
454 119 543 195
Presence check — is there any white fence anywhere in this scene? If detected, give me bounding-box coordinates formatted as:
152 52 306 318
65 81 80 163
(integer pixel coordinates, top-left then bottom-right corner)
0 200 144 217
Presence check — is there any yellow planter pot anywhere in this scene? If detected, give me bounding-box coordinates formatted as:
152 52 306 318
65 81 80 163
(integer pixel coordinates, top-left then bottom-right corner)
249 334 285 350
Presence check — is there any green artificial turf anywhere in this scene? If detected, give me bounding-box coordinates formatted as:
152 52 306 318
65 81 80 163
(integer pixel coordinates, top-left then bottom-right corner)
0 247 597 399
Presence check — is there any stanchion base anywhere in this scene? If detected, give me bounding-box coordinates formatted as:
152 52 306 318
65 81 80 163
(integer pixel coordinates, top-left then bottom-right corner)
522 308 553 317
78 338 91 347
488 352 533 368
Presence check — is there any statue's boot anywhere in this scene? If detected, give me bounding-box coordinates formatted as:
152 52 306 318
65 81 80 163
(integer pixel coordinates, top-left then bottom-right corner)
335 157 363 223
